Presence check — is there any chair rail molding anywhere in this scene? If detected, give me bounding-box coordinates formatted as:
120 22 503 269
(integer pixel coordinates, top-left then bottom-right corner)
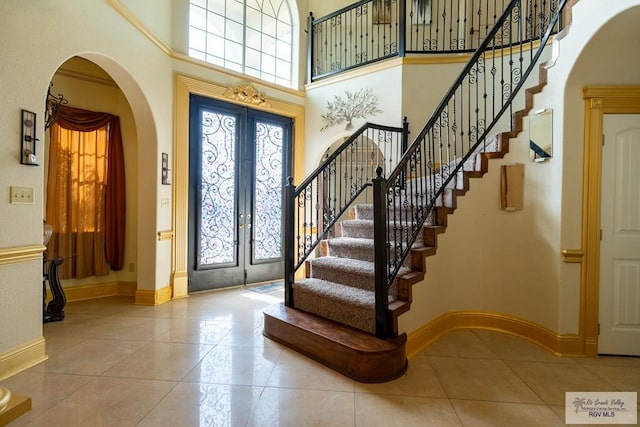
0 245 46 266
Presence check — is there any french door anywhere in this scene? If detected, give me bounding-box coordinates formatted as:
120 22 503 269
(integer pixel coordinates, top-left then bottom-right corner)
188 95 292 291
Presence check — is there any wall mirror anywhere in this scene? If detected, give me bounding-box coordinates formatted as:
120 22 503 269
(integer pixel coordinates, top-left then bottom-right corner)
529 109 553 162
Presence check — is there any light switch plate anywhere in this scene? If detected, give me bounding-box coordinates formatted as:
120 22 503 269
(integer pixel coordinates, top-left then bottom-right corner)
10 186 34 204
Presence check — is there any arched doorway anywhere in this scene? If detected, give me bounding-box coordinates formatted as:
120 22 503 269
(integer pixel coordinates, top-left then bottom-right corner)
44 54 157 303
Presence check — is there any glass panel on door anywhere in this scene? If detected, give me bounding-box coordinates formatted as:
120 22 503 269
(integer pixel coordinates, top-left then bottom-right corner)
200 110 237 266
253 121 284 262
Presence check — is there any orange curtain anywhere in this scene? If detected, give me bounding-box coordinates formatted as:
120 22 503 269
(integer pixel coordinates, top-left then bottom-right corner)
46 106 126 278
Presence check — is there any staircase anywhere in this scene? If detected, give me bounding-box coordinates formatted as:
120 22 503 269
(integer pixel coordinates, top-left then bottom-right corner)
264 0 571 382
294 134 500 336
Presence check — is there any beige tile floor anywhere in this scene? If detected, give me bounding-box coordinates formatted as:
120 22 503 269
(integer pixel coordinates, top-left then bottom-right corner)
2 287 639 426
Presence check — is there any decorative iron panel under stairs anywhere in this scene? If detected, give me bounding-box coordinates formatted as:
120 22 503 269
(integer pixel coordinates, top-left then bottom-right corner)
264 0 571 383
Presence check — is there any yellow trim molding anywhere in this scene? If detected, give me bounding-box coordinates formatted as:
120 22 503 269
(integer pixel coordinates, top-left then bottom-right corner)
0 245 45 266
402 55 471 66
0 338 46 382
171 271 189 300
306 57 403 90
581 86 640 357
406 311 582 359
562 249 584 263
46 282 137 303
135 285 172 306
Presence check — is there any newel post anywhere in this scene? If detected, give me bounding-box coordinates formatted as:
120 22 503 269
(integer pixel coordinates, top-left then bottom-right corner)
284 176 295 307
372 167 390 338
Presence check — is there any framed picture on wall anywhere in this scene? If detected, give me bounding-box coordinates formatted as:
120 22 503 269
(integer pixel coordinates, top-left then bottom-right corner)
373 0 391 25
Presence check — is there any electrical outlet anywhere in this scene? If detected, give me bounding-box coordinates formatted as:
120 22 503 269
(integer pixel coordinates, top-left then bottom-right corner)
10 186 34 204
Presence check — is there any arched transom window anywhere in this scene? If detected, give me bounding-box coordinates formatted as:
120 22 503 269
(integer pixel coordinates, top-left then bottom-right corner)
189 0 293 87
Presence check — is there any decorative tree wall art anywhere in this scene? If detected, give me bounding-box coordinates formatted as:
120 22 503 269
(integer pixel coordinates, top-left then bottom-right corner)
320 87 382 131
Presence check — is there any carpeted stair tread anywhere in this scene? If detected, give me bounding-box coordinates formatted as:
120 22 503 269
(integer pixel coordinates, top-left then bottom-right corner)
340 219 426 244
293 277 397 334
310 255 375 269
353 204 435 221
328 237 375 250
308 256 375 288
309 256 413 279
354 204 438 224
295 278 396 306
340 219 375 239
326 237 376 262
326 236 423 263
342 219 373 227
308 256 412 293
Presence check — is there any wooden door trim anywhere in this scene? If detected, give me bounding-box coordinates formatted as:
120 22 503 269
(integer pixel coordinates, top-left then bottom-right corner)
582 86 640 356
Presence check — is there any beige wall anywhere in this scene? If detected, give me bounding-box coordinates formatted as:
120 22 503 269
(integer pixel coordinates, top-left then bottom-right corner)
304 63 404 175
396 51 561 333
0 261 43 356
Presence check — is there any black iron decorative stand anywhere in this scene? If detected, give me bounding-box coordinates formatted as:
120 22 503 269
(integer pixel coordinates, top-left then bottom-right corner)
43 257 66 323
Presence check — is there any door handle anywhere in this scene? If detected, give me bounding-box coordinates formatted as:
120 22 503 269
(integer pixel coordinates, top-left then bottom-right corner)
239 214 251 229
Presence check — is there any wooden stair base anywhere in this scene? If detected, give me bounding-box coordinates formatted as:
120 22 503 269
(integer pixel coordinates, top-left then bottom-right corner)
263 302 408 383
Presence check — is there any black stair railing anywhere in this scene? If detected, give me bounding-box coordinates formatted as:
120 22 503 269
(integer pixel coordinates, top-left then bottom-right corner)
372 0 568 337
309 0 564 82
284 119 409 306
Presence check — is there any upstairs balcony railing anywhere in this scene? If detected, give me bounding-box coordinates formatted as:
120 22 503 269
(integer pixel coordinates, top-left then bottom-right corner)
308 0 564 82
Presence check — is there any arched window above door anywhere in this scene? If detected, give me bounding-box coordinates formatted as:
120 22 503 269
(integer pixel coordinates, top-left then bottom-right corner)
189 0 294 88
